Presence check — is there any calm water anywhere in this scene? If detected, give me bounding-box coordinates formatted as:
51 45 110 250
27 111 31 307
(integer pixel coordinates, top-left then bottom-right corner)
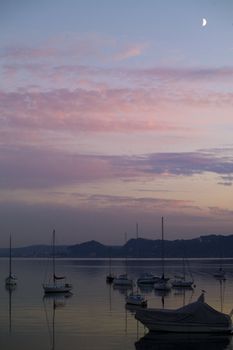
0 258 233 350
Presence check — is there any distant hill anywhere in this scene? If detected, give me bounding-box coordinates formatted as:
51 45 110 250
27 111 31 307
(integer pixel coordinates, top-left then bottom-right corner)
0 234 233 258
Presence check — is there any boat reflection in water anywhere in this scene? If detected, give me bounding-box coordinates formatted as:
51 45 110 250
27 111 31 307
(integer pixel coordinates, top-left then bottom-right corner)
43 292 72 350
113 283 133 295
135 332 233 350
5 284 16 334
138 284 154 295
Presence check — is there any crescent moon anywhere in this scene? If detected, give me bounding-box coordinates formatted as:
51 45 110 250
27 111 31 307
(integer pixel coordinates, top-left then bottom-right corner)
202 18 207 27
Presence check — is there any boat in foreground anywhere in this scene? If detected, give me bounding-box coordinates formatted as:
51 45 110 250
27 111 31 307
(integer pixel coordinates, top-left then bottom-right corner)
135 293 232 333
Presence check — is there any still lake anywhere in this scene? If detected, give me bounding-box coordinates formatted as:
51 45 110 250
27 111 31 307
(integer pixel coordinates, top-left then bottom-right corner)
0 258 233 350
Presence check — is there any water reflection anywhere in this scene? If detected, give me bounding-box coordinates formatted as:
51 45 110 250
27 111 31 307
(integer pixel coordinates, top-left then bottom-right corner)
5 284 16 334
138 285 154 294
219 279 226 313
1 258 233 350
154 289 171 309
172 286 195 306
43 293 72 350
135 332 233 350
113 284 133 295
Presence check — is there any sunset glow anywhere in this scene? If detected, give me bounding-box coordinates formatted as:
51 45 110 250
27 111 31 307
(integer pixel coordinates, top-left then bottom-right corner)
0 0 233 246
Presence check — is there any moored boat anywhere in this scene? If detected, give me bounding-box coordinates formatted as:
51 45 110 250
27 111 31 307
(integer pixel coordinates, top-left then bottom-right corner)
213 268 226 280
137 273 160 285
135 293 232 333
113 273 133 286
43 230 72 294
126 292 147 307
154 217 171 291
5 236 17 287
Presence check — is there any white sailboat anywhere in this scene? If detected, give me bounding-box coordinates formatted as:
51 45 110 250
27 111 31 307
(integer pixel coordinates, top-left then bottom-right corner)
154 217 171 291
43 230 72 293
5 235 17 286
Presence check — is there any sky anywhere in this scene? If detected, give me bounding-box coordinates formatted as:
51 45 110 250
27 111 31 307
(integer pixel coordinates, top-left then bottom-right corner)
0 0 233 247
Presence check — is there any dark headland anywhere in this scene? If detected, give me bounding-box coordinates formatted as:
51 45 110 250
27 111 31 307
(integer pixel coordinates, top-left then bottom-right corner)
0 234 233 258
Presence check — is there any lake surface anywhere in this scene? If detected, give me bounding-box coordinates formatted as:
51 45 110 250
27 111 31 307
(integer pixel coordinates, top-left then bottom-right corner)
0 258 233 350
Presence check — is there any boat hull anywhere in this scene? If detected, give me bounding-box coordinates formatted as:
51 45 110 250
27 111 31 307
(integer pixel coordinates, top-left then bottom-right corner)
43 284 72 293
135 303 232 334
171 280 193 288
126 300 147 307
134 320 232 333
126 294 147 307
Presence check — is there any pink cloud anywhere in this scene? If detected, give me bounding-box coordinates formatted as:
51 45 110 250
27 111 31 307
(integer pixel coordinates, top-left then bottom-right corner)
0 46 57 59
0 88 181 133
113 44 147 61
1 83 232 138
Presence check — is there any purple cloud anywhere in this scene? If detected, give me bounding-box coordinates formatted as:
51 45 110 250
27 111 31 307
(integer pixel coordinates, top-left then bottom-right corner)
0 146 233 189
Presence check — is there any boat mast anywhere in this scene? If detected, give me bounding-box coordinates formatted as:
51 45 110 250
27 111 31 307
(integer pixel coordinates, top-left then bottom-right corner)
52 229 55 284
124 232 127 275
108 247 112 275
9 235 12 277
161 217 164 279
136 222 139 258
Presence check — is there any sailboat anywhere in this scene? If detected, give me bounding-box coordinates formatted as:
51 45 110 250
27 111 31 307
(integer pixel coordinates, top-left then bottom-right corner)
213 238 226 279
154 217 171 291
113 232 133 287
5 235 17 286
106 247 115 283
125 292 147 307
125 223 147 307
171 254 194 288
43 230 72 293
213 267 226 280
